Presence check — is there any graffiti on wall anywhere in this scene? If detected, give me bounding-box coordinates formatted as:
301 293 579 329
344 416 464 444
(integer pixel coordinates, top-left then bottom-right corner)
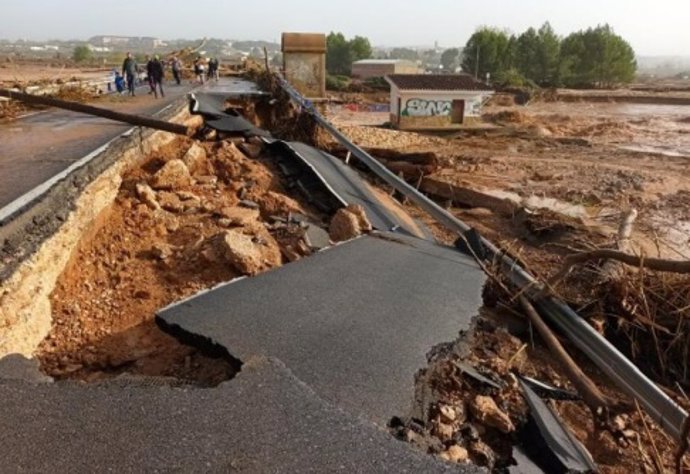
402 98 451 117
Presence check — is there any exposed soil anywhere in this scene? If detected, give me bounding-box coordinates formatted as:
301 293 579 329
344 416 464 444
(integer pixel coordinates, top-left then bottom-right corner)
37 136 327 385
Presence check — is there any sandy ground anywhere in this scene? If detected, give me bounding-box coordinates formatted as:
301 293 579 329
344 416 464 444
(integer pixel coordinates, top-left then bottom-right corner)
0 64 111 86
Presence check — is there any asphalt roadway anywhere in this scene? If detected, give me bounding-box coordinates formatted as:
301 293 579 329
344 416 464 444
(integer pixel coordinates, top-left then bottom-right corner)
0 80 196 209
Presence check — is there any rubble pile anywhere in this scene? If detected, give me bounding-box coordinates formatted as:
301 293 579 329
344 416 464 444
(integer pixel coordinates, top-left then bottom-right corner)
37 136 335 384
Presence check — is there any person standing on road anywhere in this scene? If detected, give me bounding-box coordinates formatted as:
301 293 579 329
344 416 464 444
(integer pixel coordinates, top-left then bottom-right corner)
150 55 165 98
208 57 219 81
122 52 138 96
145 55 156 95
171 56 182 85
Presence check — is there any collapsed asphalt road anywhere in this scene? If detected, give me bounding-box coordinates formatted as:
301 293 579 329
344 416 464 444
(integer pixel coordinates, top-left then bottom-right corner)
0 82 490 472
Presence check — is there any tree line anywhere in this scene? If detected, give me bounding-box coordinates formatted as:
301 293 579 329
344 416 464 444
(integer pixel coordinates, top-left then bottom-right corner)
458 23 637 88
326 32 373 76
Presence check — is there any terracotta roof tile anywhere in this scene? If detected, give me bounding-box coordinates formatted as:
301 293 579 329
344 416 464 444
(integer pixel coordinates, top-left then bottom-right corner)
386 74 493 91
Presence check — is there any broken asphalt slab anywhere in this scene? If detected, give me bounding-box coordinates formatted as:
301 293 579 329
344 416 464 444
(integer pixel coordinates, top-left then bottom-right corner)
0 356 479 473
189 91 270 137
266 139 431 239
158 232 486 426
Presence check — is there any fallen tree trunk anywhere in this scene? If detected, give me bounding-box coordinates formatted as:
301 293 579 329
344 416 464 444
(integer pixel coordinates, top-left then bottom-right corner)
519 295 614 418
419 177 519 216
0 88 191 136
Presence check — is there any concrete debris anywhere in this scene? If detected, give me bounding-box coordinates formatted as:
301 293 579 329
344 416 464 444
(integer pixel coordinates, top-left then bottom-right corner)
239 199 260 210
135 183 160 210
150 159 193 190
470 395 515 434
303 224 330 250
329 204 372 242
181 143 207 174
440 445 469 464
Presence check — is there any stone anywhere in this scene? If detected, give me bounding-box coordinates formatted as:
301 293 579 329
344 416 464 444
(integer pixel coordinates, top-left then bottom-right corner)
217 229 280 276
181 143 206 174
439 405 457 423
329 204 373 242
157 192 184 213
439 445 468 463
151 244 172 260
135 183 160 210
176 191 200 202
217 207 260 226
470 395 515 434
303 224 330 250
434 422 454 441
468 440 495 469
150 159 193 190
239 199 260 210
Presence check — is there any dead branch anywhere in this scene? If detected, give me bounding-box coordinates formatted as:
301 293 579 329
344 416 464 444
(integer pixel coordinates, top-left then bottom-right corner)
565 249 690 274
518 295 614 419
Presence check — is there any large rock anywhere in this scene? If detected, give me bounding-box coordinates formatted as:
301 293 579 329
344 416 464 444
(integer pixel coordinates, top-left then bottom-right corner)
182 143 207 174
329 204 372 242
135 183 160 210
470 395 515 434
218 228 281 275
217 207 260 226
150 159 193 190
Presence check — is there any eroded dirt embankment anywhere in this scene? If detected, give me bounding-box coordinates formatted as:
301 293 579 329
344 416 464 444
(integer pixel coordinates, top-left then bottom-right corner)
36 136 331 384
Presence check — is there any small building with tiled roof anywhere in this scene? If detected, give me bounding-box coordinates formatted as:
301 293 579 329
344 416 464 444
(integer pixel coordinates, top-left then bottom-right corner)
385 74 494 129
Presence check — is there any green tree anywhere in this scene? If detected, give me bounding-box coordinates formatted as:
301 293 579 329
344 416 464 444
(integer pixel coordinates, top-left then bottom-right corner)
349 36 372 62
561 25 636 87
461 27 512 80
326 32 373 76
72 45 92 63
326 32 352 75
440 48 460 71
514 22 561 86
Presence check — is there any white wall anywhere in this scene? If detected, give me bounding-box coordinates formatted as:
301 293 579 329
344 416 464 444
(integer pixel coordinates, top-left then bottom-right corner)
393 90 491 118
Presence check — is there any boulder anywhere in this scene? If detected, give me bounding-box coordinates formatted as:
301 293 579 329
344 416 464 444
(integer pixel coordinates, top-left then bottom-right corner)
181 143 207 174
151 159 193 190
329 204 372 242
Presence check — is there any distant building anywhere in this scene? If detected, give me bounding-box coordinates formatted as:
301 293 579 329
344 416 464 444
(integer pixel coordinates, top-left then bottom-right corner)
351 59 420 80
385 74 493 129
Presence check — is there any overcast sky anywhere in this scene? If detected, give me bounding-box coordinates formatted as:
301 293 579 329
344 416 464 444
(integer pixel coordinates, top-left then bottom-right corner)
3 0 689 56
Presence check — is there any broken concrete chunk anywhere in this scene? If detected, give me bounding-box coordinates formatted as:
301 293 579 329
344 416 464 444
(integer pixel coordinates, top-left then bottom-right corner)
239 199 260 210
470 395 515 433
181 143 207 174
135 183 160 210
440 445 468 463
329 204 372 243
256 191 304 216
150 159 193 190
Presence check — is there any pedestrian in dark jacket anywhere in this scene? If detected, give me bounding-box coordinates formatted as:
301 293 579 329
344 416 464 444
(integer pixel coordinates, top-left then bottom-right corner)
145 55 156 95
150 55 165 98
121 52 138 96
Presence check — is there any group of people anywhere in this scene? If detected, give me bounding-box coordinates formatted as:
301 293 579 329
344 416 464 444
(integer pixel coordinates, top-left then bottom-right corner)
193 56 219 84
115 52 219 97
